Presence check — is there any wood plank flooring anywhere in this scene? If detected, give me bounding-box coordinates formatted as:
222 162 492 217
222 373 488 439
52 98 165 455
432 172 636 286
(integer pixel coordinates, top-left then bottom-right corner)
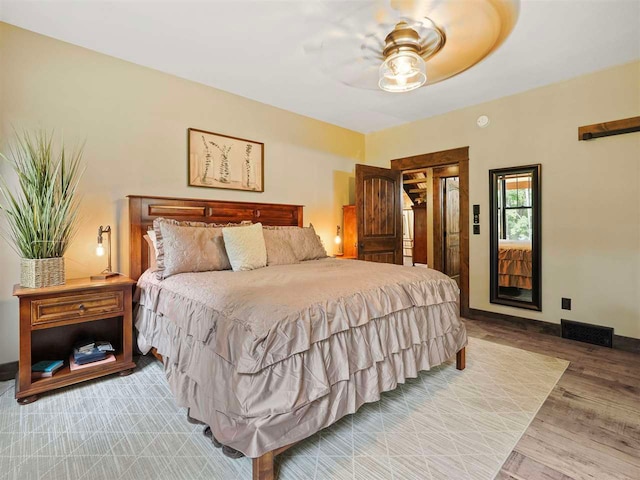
464 317 640 480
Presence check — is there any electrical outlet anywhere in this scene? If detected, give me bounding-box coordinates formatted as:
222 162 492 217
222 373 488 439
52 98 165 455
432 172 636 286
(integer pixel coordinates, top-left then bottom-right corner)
562 298 572 310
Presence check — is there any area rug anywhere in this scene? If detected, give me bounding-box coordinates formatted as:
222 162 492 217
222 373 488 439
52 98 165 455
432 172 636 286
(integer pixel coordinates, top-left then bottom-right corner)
0 337 568 480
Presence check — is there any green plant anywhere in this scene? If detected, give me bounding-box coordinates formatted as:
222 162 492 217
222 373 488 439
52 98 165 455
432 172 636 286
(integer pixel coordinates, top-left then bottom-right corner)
0 131 84 259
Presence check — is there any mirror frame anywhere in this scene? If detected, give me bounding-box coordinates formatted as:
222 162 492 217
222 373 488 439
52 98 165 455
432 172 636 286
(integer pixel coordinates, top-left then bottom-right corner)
489 164 542 311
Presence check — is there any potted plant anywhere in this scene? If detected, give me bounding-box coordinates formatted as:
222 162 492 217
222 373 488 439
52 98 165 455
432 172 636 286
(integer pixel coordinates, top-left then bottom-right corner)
0 131 84 288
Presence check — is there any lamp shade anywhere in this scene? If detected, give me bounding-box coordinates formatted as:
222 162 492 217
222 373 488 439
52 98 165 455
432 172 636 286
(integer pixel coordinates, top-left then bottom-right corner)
379 51 427 93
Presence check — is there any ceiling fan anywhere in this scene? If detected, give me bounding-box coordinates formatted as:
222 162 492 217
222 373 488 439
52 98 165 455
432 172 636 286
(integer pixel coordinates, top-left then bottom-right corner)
305 0 520 93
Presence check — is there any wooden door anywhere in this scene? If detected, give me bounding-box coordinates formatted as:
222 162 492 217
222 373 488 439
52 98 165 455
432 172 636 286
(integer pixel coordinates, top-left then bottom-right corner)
443 177 461 282
412 204 428 264
355 164 403 264
432 164 460 275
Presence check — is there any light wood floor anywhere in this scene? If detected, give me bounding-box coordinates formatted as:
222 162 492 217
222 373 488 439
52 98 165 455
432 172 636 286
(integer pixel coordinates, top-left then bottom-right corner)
465 317 640 480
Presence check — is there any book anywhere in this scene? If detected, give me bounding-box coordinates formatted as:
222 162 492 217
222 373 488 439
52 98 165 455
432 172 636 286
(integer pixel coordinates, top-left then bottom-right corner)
73 350 107 365
73 339 96 354
73 345 108 365
31 360 64 373
69 354 115 371
96 341 115 352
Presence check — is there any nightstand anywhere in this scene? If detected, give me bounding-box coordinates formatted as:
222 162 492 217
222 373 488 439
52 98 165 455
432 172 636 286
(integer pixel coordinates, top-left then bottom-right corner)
13 275 137 404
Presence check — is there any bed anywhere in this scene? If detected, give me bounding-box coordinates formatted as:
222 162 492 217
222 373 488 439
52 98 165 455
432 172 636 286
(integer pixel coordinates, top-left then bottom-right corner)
128 195 467 480
498 239 533 289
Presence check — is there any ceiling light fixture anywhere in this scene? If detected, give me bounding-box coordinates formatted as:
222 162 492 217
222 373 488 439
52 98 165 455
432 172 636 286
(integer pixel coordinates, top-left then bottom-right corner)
379 22 429 93
306 0 519 93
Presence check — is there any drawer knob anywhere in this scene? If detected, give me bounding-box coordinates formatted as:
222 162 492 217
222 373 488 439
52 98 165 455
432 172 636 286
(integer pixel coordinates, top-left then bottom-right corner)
78 304 86 313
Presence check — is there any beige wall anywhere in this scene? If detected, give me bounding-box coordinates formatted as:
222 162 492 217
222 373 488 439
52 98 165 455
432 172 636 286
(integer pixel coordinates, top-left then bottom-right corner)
367 61 640 339
0 23 364 363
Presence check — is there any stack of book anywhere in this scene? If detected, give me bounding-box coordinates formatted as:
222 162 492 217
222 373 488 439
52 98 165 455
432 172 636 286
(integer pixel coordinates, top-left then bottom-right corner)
70 340 116 371
32 360 64 380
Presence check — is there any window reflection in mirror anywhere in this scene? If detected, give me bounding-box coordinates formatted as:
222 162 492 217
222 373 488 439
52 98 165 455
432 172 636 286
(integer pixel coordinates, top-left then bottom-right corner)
490 165 541 310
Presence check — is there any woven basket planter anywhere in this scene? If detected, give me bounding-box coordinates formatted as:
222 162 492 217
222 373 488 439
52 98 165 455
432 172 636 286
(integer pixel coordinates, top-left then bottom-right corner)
20 257 65 288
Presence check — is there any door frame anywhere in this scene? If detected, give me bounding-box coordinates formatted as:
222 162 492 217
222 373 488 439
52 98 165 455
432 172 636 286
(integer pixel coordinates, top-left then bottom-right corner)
390 147 470 317
432 164 460 274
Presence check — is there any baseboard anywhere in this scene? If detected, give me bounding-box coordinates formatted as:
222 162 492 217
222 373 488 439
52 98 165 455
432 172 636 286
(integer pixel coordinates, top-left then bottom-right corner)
0 361 18 382
467 308 561 335
613 335 640 354
467 308 640 354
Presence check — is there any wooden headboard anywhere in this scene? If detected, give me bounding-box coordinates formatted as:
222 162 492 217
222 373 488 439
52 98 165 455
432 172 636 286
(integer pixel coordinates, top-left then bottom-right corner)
128 195 303 280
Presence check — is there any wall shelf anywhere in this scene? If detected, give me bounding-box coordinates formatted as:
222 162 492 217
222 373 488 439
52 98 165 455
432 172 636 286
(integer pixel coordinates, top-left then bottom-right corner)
578 116 640 141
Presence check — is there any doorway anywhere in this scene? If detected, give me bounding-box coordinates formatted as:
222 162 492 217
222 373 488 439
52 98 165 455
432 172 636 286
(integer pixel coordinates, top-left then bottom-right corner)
390 147 470 317
400 165 461 285
400 168 431 267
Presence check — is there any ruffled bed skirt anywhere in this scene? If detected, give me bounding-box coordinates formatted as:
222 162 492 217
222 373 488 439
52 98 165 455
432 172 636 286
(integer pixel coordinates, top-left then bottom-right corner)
499 248 532 289
135 299 467 457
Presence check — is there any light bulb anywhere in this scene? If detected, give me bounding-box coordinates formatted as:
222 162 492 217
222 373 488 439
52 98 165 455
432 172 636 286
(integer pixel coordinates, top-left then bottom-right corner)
96 243 105 257
334 235 342 245
379 51 426 93
392 56 413 76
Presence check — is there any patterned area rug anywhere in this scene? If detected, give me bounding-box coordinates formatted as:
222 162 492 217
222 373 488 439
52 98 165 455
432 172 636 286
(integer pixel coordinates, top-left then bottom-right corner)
0 337 568 480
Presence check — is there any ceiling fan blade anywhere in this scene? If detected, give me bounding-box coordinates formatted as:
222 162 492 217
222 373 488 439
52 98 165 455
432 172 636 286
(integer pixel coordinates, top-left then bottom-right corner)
362 32 385 48
361 44 383 56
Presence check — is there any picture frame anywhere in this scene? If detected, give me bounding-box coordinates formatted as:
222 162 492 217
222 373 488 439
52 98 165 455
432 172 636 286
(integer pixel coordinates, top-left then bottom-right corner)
188 128 264 192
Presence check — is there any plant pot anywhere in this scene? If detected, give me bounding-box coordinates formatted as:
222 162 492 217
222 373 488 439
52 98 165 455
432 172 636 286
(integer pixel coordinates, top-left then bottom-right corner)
20 257 65 288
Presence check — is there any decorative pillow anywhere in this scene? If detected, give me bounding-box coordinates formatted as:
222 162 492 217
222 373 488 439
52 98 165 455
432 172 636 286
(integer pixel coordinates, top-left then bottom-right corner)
222 222 268 272
143 235 158 271
263 224 327 261
262 229 299 266
153 218 250 279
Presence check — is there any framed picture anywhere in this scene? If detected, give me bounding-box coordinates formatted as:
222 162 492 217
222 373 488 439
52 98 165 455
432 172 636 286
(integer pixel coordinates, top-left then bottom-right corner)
188 128 264 192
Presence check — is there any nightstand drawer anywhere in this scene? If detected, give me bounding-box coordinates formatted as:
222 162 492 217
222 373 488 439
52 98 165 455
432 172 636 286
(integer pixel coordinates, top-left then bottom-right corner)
31 291 124 326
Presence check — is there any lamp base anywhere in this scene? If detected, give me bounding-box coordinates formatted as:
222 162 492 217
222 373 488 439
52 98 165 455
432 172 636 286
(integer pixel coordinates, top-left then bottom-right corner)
90 271 120 281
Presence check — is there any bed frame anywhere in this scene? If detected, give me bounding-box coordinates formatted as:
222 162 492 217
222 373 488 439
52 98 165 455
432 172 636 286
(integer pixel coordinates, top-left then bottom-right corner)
128 195 304 280
128 194 466 480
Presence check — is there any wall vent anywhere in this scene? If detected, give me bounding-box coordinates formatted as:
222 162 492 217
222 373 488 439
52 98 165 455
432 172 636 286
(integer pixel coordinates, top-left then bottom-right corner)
561 319 613 348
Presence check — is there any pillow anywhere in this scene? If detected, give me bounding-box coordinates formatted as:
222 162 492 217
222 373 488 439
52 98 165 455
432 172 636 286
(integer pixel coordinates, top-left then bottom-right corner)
222 222 267 272
153 218 250 279
262 229 299 266
263 224 327 261
146 229 158 256
143 234 158 271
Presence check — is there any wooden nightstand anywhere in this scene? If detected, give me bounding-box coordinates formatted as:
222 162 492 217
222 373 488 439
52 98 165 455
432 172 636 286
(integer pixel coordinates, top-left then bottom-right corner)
13 275 137 404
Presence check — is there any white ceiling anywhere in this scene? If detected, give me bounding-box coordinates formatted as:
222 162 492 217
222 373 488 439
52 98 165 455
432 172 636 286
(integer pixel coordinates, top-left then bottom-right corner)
1 0 639 133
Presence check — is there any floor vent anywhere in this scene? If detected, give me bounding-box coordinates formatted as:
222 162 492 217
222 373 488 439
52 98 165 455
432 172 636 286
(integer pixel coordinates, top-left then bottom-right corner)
561 319 613 348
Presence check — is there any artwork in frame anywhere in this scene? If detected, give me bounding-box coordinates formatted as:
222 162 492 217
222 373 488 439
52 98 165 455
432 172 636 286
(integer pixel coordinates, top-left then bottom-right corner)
188 128 264 192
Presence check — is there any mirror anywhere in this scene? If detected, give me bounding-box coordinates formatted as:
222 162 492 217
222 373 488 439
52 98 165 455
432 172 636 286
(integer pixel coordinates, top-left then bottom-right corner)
489 165 541 310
